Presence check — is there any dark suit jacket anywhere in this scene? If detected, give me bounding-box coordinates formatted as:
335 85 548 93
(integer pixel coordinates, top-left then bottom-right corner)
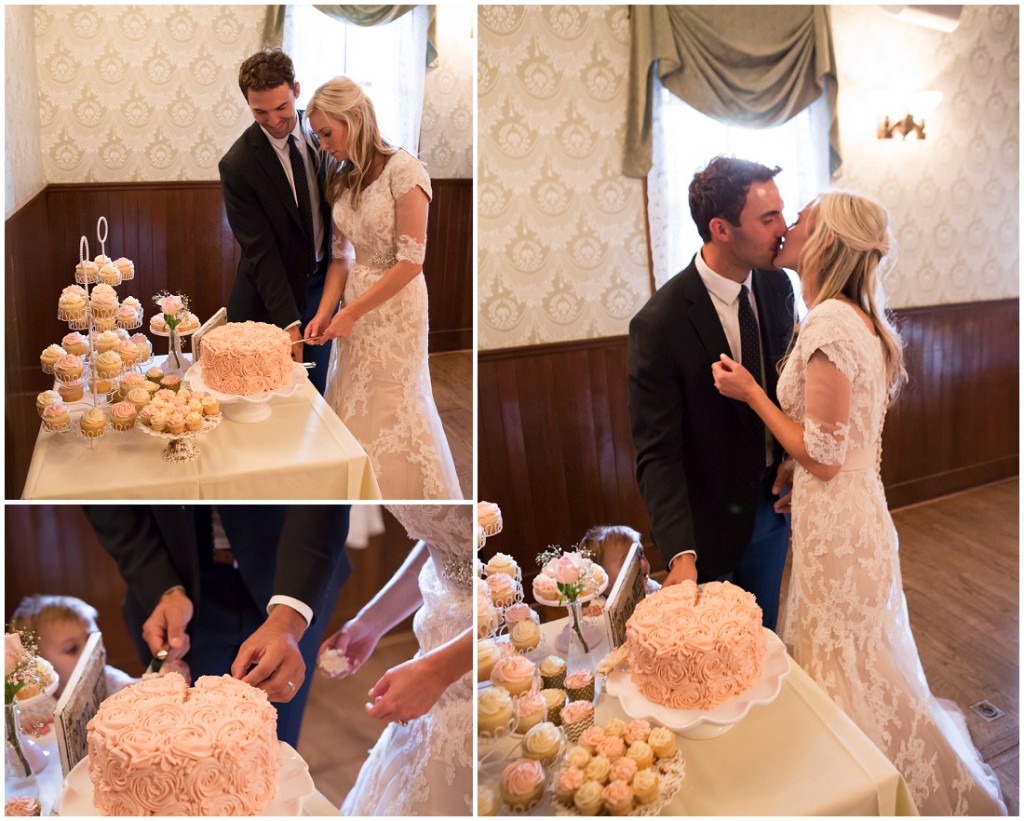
628 258 795 580
83 505 351 664
219 116 334 328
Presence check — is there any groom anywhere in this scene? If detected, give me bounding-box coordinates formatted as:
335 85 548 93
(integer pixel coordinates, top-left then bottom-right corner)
83 505 351 746
219 47 335 394
628 156 795 630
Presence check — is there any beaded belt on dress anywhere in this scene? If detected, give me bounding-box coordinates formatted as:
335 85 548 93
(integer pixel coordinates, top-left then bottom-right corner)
839 448 876 472
357 250 398 269
441 557 474 590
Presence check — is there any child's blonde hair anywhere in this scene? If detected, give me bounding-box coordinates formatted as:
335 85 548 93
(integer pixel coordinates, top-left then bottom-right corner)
11 595 99 635
578 525 642 563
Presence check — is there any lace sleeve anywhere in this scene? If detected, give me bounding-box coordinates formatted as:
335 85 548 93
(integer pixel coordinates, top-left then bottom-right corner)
395 184 429 266
331 226 355 262
803 349 852 466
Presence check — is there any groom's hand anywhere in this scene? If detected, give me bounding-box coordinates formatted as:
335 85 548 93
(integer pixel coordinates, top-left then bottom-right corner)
663 553 698 586
232 604 307 702
288 325 303 364
142 588 193 661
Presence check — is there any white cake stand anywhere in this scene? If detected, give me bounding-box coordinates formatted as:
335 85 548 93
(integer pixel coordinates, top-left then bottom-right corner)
184 361 309 423
138 413 223 462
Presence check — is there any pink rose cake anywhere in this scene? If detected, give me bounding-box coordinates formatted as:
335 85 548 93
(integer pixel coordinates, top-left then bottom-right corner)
199 321 292 396
86 673 281 816
623 580 765 710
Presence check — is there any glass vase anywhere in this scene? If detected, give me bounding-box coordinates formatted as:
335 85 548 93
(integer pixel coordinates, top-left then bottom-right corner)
5 702 40 801
166 327 185 375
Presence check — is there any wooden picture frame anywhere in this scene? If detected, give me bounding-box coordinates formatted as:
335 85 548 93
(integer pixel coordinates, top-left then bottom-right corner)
53 632 108 776
603 542 646 649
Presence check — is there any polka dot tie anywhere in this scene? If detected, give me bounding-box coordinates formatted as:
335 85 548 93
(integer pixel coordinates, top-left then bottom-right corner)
288 134 314 242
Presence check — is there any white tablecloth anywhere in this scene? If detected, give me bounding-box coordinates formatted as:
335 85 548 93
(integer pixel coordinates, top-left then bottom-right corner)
481 617 918 816
25 729 338 816
22 380 381 500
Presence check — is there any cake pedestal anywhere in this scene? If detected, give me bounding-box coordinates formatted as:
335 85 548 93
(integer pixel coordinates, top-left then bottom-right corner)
138 414 223 463
184 361 309 424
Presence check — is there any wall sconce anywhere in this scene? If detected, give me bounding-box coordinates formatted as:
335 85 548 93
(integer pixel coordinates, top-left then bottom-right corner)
877 91 943 140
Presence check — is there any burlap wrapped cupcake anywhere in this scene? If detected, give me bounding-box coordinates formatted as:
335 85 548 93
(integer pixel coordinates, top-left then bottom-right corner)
538 655 567 690
560 700 595 743
565 668 595 702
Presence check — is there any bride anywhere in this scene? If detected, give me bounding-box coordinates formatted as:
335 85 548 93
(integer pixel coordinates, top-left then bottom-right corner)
304 76 462 501
319 504 472 815
712 191 1006 815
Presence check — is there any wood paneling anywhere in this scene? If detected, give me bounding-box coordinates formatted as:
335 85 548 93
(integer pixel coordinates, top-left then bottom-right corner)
4 178 472 497
4 506 419 676
478 299 1019 579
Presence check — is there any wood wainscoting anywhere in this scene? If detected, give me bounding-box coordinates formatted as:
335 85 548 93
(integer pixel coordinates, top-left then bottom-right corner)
478 298 1019 578
4 178 471 497
3 505 418 676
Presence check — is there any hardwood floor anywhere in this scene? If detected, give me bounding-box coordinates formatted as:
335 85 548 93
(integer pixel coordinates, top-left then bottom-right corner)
430 349 473 498
779 476 1019 814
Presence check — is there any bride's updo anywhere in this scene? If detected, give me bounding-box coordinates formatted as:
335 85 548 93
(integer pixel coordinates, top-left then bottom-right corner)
800 191 907 398
307 76 395 207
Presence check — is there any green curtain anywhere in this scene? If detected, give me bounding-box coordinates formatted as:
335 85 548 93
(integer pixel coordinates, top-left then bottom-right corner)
263 5 438 67
625 5 840 178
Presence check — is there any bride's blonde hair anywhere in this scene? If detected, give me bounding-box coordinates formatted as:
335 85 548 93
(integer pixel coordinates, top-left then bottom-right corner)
797 191 907 399
306 76 395 208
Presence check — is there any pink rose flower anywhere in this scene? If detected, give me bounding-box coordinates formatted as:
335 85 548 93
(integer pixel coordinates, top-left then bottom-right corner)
159 295 183 315
554 554 582 585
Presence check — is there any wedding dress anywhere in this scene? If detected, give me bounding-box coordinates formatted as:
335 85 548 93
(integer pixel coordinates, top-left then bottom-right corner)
779 299 1006 815
324 149 463 500
341 504 473 816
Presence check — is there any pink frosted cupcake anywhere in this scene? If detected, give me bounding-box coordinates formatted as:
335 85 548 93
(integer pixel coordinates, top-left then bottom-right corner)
116 304 139 328
499 758 545 809
625 719 652 744
560 700 595 743
132 333 152 361
61 332 89 356
532 573 559 601
565 669 595 702
602 779 635 816
578 725 606 754
114 257 135 280
74 260 99 284
486 572 517 607
553 765 586 804
109 401 137 431
515 690 546 734
489 654 536 697
503 602 534 626
610 756 638 784
595 734 626 762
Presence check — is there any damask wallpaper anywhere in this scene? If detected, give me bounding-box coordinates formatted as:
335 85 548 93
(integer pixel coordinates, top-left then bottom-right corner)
5 7 46 215
478 5 650 350
832 4 1018 308
420 4 474 178
478 4 1018 350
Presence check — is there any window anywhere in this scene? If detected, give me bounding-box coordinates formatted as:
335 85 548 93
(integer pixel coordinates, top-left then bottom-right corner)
647 81 832 314
283 6 429 153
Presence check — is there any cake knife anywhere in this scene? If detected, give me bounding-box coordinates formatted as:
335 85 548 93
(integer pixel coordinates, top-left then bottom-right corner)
145 646 169 675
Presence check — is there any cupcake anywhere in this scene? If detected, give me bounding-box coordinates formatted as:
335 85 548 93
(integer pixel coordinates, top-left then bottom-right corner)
565 669 595 702
572 780 604 815
610 756 638 785
89 288 118 318
595 734 626 763
41 402 70 432
185 411 204 432
489 654 536 697
625 740 654 770
539 655 567 689
160 375 181 392
150 410 169 432
522 721 563 765
150 314 168 332
4 796 41 816
58 286 88 322
631 768 660 805
93 253 111 267
58 380 84 403
602 779 634 816
578 725 607 754
36 390 61 416
115 339 139 365
477 593 499 638
130 334 151 360
39 344 66 373
503 603 534 627
478 686 514 736
94 350 124 379
109 401 137 431
178 312 199 331
560 700 595 743
114 257 135 280
477 785 498 817
583 754 611 785
509 620 541 654
116 304 139 328
93 315 117 332
531 573 559 601
126 387 151 412
74 260 99 284
138 404 158 427
477 500 502 533
54 354 83 382
564 744 592 771
602 718 627 739
625 719 652 745
79 408 107 437
515 691 547 734
166 411 185 435
94 330 120 353
486 573 517 607
499 758 545 809
98 261 122 285
61 332 89 356
540 687 567 725
201 395 221 416
647 726 677 760
90 375 116 396
485 552 518 577
553 765 585 804
119 371 145 390
477 639 501 683
146 366 165 382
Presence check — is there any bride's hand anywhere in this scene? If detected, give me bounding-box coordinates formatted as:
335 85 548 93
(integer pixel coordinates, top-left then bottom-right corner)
320 306 358 343
364 655 447 725
304 313 330 343
317 618 380 677
712 354 758 403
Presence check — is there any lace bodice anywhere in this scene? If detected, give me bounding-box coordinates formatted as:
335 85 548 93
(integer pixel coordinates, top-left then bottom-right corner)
386 504 473 592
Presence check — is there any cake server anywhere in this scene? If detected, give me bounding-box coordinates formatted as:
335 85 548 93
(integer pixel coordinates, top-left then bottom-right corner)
145 646 169 675
293 336 324 345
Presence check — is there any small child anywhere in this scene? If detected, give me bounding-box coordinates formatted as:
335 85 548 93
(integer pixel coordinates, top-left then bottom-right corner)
11 595 139 700
577 525 660 596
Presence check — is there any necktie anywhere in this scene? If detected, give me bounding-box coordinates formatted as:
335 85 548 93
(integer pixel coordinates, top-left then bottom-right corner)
738 285 766 444
287 135 314 242
194 506 214 569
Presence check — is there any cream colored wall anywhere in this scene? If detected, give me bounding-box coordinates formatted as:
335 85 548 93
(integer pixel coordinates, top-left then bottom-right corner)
5 7 46 217
420 4 474 178
478 5 650 349
478 4 1019 351
832 4 1018 308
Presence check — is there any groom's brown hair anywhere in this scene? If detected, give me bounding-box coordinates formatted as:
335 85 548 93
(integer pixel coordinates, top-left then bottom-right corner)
238 47 297 98
689 156 782 243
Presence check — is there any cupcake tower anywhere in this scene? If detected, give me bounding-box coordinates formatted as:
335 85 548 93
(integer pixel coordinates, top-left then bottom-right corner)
39 223 149 440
